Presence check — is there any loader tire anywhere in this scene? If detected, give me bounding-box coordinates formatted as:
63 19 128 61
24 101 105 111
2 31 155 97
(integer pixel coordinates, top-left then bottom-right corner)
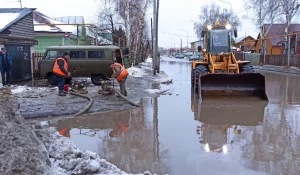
191 69 195 86
241 64 255 73
194 65 208 93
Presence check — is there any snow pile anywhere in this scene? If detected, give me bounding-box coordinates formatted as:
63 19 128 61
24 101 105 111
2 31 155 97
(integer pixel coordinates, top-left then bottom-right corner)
35 127 152 175
11 86 32 94
146 58 152 63
145 89 170 94
128 66 146 78
153 72 173 84
10 86 53 94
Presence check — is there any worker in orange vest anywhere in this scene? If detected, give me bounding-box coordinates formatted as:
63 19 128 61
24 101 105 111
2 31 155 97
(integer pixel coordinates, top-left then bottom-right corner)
108 62 129 96
53 52 71 96
109 116 129 138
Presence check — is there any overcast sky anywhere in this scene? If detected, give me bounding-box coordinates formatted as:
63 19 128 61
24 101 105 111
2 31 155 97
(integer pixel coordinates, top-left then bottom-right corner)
4 0 258 48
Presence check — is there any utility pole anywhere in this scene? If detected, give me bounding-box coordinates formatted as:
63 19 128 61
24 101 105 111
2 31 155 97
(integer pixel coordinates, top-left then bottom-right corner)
19 0 23 8
152 0 157 75
181 29 188 50
156 0 160 73
181 38 182 54
287 36 291 67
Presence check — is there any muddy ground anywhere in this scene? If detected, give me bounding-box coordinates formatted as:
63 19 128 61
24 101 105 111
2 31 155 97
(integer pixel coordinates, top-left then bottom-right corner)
11 61 172 119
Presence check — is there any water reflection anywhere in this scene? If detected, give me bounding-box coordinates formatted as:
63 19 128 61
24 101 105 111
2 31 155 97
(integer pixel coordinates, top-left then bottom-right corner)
192 92 267 154
51 101 170 175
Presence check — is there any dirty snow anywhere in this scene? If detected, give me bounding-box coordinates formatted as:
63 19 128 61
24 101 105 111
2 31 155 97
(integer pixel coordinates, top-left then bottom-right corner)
0 13 20 30
128 66 146 78
10 86 52 94
35 127 152 175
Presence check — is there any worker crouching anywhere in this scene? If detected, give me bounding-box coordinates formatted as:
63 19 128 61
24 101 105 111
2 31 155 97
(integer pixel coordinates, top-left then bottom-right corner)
53 52 71 96
108 62 129 96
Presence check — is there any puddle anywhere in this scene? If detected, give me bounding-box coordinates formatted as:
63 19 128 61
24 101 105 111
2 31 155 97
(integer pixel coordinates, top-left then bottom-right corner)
47 57 300 175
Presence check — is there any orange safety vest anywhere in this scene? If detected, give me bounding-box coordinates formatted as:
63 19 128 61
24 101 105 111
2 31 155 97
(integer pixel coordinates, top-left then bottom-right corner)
53 58 68 76
59 128 70 138
112 63 128 82
113 121 129 137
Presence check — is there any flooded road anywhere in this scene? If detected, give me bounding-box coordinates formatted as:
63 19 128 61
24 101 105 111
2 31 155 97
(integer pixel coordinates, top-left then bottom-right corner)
50 57 300 175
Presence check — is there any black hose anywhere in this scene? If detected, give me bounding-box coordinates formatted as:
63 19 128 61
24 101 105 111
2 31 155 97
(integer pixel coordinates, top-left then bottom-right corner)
108 87 142 107
69 90 93 116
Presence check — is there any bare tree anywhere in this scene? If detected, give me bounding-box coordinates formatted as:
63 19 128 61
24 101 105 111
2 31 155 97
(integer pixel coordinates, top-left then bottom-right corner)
278 0 300 55
243 0 280 55
98 0 151 64
193 3 241 39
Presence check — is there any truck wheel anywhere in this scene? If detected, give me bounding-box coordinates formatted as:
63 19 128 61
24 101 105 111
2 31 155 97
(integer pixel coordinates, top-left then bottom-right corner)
195 65 208 94
91 74 106 85
241 64 255 73
47 73 57 85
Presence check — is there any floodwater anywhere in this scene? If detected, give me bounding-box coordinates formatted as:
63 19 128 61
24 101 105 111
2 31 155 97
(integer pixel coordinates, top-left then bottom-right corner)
50 57 300 175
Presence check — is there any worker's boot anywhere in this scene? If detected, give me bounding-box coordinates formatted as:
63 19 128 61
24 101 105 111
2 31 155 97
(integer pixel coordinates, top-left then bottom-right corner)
63 84 69 94
58 90 66 96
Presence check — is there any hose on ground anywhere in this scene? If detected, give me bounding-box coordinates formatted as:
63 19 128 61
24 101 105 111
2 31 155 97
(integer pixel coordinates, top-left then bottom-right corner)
107 87 142 107
69 90 93 116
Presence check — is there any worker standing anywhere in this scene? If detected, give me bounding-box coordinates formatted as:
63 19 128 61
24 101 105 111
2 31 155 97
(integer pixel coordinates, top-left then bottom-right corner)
108 62 129 96
0 48 12 86
53 52 71 96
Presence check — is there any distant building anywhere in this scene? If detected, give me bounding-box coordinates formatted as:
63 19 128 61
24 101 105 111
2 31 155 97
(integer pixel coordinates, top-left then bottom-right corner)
234 36 255 52
33 12 113 53
255 24 300 55
0 8 37 82
190 40 203 51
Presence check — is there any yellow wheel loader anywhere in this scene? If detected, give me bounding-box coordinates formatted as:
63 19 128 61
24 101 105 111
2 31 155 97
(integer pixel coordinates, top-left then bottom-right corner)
191 22 268 100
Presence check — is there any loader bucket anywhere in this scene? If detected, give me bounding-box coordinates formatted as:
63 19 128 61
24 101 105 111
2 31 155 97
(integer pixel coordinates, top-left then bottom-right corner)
198 73 268 100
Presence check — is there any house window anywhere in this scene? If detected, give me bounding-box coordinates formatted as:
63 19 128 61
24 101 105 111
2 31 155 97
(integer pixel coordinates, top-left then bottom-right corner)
70 50 86 59
88 51 105 59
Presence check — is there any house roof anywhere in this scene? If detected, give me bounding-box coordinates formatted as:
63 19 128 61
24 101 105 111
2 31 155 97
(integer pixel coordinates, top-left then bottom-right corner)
190 40 202 44
235 35 255 43
0 8 36 33
258 24 300 46
33 11 78 34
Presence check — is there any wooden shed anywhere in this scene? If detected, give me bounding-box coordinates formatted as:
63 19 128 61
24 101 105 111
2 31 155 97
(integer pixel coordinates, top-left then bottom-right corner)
0 8 37 82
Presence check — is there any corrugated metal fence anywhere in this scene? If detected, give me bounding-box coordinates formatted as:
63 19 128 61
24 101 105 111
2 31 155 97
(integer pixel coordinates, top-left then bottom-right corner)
234 52 300 68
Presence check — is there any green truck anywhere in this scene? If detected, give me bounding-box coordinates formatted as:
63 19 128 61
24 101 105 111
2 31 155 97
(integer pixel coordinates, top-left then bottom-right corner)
37 45 131 85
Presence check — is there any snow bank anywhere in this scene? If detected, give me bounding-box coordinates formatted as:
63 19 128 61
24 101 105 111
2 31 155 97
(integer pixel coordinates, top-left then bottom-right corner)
145 89 170 94
35 127 152 175
128 66 146 78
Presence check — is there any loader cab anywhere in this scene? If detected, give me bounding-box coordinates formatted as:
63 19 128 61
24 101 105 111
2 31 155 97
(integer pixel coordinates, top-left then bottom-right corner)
206 27 230 55
201 22 237 56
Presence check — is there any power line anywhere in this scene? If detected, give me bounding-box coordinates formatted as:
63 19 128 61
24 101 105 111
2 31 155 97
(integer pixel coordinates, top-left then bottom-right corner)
159 31 197 38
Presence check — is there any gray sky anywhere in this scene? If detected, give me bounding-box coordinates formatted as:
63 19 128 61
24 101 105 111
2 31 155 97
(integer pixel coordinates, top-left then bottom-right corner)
4 0 257 48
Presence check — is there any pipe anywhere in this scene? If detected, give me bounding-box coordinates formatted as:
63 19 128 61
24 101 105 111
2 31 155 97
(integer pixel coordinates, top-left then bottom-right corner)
107 87 142 107
69 91 93 116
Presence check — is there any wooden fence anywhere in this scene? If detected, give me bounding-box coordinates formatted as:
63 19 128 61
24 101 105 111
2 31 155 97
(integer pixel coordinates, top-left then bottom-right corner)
32 53 44 72
32 53 44 79
234 52 300 68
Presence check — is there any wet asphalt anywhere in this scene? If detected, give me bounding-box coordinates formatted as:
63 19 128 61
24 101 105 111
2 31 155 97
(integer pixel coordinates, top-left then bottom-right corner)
43 57 300 175
15 62 168 119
